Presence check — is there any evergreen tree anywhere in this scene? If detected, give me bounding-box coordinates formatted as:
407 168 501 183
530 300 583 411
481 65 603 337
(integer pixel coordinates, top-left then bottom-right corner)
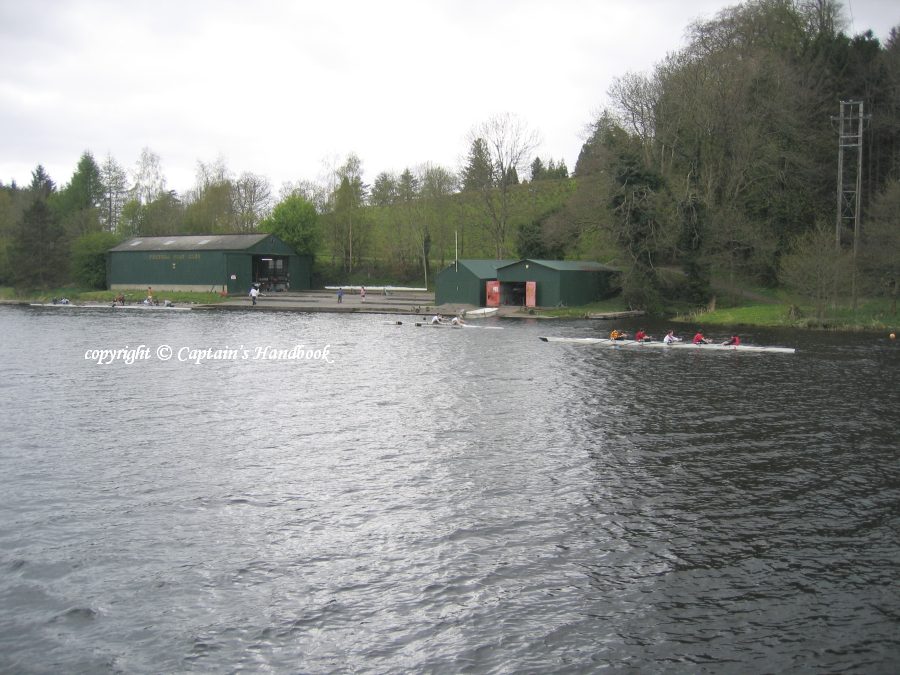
549 158 569 179
62 152 104 212
370 172 399 206
56 152 103 237
10 188 68 288
677 192 711 304
462 138 494 191
608 150 670 310
516 220 546 258
30 165 55 199
398 168 419 203
0 185 21 285
397 168 424 279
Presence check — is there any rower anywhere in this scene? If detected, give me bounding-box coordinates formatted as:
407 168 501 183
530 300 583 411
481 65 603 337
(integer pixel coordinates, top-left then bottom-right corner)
450 315 466 326
663 330 680 344
723 334 740 346
609 329 628 341
430 313 443 325
634 328 648 342
692 330 711 344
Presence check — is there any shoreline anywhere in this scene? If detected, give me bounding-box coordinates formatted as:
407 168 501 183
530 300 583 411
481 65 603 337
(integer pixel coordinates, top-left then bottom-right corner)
2 293 894 333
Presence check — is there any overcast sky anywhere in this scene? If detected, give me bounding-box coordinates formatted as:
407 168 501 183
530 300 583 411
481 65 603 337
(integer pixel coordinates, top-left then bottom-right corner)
1 0 896 195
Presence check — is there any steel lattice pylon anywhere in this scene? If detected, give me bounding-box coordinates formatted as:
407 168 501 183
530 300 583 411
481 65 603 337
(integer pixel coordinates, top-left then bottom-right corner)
835 100 864 251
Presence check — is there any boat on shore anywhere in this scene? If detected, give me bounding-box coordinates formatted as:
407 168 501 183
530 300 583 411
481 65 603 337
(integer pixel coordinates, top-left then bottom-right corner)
29 303 190 311
539 336 795 354
463 307 499 318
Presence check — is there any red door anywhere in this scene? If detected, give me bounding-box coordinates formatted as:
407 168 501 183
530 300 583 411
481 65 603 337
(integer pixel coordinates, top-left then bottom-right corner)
525 281 537 307
486 280 500 307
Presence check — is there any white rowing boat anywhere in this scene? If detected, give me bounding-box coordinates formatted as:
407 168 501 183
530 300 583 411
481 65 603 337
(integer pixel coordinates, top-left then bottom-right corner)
416 321 461 328
464 307 499 318
538 336 795 354
414 322 503 330
110 304 190 311
29 303 190 311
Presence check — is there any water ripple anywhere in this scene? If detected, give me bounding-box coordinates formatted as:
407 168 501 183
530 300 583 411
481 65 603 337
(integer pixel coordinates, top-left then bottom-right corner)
0 308 897 673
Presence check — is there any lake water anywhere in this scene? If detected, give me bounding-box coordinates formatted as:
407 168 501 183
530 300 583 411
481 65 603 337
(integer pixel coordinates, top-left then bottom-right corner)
0 305 898 673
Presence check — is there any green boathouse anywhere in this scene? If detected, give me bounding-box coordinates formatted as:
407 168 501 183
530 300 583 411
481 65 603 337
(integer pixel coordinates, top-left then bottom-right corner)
435 259 516 306
108 234 312 295
497 259 619 307
435 258 619 307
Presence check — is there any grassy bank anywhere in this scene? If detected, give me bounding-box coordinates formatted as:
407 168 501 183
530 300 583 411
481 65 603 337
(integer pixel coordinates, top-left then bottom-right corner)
537 297 633 318
0 287 228 305
673 297 896 332
534 286 896 332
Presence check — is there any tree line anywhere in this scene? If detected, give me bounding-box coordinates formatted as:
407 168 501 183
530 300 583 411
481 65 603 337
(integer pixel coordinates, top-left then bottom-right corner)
563 0 900 313
1 0 897 314
0 120 571 289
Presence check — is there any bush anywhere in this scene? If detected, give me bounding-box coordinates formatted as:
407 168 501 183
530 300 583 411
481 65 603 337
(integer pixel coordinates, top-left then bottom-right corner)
72 231 120 289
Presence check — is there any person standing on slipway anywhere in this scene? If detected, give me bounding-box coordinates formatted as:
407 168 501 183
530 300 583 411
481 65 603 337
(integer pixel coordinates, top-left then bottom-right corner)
249 286 259 306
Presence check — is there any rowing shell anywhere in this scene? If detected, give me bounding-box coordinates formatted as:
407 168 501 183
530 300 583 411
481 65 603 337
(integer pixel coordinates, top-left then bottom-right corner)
416 322 462 328
415 322 503 330
29 303 190 311
539 336 795 354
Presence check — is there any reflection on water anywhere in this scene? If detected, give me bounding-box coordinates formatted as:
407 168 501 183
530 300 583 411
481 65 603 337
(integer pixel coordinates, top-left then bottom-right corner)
0 307 897 673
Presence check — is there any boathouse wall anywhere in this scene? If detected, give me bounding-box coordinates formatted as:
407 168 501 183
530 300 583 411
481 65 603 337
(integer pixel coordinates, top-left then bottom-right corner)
435 258 620 308
435 259 516 306
108 234 312 295
496 259 619 308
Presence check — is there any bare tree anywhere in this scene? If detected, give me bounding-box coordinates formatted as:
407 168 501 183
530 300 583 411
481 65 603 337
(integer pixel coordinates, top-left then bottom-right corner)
418 163 458 268
279 180 329 213
780 221 852 320
329 154 368 272
608 71 659 163
182 157 233 232
99 154 129 233
232 172 273 231
465 113 541 258
861 179 900 314
131 147 167 205
194 156 231 193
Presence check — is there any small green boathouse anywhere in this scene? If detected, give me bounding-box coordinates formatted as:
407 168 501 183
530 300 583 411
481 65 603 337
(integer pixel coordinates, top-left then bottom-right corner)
497 259 619 307
108 234 312 295
435 258 619 307
435 259 516 306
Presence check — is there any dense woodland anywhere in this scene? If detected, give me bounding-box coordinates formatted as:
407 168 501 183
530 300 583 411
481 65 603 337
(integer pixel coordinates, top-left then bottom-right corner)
1 0 898 314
